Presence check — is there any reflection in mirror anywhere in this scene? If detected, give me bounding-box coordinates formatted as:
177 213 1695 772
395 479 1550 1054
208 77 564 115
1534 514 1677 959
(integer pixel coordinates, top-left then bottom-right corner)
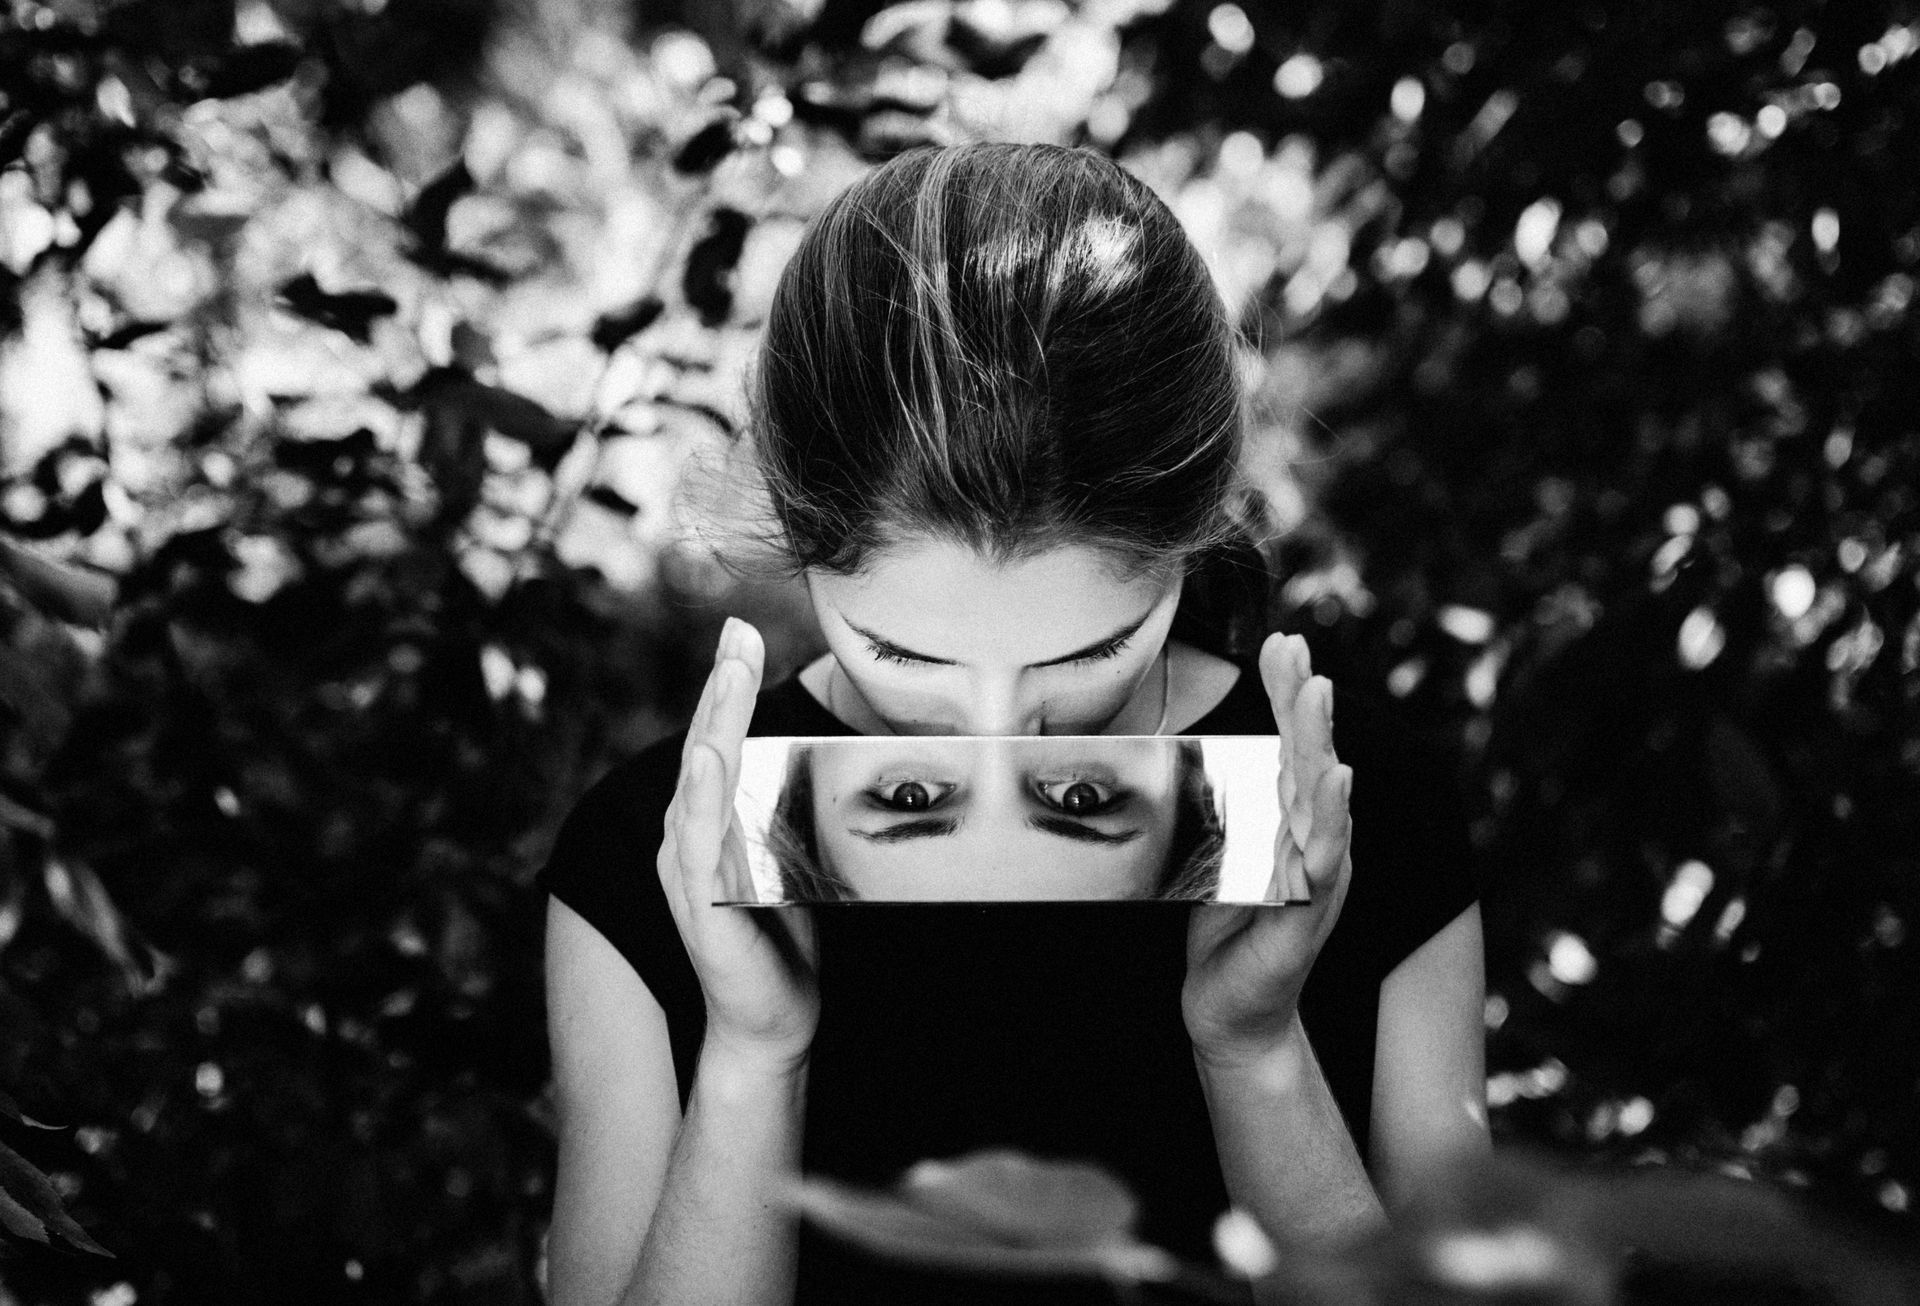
723 737 1304 905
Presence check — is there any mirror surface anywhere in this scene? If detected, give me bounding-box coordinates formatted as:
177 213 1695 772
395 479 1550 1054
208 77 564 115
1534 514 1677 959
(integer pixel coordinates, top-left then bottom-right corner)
722 736 1303 905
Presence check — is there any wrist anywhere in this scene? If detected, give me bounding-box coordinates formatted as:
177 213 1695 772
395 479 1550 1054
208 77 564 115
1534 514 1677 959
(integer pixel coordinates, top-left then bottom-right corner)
1191 1009 1312 1082
698 1029 813 1094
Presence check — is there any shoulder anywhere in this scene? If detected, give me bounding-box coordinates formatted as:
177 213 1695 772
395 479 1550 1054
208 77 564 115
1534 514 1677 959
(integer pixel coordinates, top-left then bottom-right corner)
1328 683 1481 975
1191 634 1480 969
1184 640 1461 803
534 734 684 965
537 675 834 899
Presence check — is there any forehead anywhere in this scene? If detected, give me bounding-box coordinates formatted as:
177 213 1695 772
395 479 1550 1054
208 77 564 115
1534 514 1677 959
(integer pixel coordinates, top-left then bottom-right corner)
807 539 1171 662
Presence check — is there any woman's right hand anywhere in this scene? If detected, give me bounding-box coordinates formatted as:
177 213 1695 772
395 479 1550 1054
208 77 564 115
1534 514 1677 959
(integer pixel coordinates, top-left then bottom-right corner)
659 616 819 1069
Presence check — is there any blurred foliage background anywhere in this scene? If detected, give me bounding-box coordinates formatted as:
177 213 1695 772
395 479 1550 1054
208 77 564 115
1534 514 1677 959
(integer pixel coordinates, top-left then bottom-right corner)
0 0 1914 1300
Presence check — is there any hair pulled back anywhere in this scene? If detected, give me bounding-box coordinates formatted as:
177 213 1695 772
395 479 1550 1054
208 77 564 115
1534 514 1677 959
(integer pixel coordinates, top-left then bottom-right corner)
749 143 1266 655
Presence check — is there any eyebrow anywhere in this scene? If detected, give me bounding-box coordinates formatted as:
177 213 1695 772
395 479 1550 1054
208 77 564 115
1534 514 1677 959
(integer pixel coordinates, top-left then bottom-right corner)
850 819 960 843
845 608 1156 669
1026 815 1142 846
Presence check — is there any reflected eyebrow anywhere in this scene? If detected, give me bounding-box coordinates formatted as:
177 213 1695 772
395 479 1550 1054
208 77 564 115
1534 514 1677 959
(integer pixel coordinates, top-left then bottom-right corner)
845 608 1156 669
850 819 959 843
1026 815 1143 846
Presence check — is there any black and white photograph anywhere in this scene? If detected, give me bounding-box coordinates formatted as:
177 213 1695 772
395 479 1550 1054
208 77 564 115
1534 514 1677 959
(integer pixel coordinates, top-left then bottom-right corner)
0 0 1916 1303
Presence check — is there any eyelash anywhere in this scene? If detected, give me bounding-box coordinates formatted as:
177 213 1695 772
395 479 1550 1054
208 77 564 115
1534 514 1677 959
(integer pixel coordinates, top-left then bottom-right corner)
867 780 957 811
1032 777 1127 816
864 635 1134 668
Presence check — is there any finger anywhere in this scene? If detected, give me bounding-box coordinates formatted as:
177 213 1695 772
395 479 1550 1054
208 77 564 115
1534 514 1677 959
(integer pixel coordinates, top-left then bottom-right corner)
1271 810 1311 902
719 821 757 904
1274 732 1300 856
1256 633 1308 726
677 742 728 914
1303 762 1353 895
1289 675 1336 845
705 619 765 799
657 801 695 937
1259 634 1309 842
1292 674 1337 766
679 636 732 779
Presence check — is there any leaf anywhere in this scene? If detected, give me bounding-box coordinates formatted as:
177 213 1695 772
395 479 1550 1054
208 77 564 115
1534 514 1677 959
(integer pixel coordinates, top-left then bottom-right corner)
0 1139 111 1256
0 1089 55 1131
184 41 305 99
404 158 475 253
682 208 753 327
672 118 738 175
277 274 399 343
0 1185 48 1245
589 297 664 353
460 384 576 455
901 1151 1139 1249
584 485 640 517
0 789 55 839
67 480 107 536
169 201 251 247
391 369 578 486
656 398 735 437
790 1174 1170 1284
43 859 145 988
0 537 115 628
398 160 514 283
85 319 173 351
0 110 37 171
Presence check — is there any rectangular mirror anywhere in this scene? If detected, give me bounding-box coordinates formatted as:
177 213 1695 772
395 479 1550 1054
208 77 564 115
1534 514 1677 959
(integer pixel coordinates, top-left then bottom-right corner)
719 736 1304 905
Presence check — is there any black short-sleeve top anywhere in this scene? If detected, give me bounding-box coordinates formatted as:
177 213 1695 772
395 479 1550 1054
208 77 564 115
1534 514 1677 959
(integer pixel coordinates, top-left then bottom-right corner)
539 666 1477 1305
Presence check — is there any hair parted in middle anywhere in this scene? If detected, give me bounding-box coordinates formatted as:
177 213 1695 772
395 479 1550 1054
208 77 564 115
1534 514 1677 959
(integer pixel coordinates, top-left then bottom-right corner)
747 142 1267 653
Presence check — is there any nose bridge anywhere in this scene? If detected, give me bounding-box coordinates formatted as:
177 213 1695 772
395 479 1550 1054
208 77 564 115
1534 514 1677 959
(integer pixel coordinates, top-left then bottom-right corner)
965 666 1038 736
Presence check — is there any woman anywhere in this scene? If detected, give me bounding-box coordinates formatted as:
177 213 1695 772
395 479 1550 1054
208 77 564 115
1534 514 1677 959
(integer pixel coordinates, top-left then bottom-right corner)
541 143 1487 1306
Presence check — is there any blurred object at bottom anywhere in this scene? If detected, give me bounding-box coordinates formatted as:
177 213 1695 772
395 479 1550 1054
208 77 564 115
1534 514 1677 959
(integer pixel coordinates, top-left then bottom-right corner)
793 1145 1920 1305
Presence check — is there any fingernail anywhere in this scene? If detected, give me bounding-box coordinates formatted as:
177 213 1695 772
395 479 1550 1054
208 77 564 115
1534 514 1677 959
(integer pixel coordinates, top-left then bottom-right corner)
1339 766 1353 801
718 616 740 659
1292 637 1311 678
1322 680 1334 727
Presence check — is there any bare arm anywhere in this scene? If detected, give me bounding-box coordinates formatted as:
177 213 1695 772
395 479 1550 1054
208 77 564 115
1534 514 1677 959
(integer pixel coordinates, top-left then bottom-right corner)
546 619 818 1306
1198 904 1487 1295
626 1041 808 1306
545 900 680 1306
1187 635 1489 1272
1197 1014 1385 1250
545 901 810 1306
1371 904 1490 1209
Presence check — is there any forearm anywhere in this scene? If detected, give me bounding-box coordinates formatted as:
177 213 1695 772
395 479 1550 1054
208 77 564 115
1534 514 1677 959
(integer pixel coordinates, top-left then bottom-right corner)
1197 1012 1386 1259
622 1040 809 1306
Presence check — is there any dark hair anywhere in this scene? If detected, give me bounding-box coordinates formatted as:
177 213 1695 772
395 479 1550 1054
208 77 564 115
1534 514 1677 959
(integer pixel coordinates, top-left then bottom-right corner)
768 741 1225 902
748 143 1267 658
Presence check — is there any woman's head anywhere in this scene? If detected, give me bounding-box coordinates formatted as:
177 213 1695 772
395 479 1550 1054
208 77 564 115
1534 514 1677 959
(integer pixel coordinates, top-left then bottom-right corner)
747 144 1265 733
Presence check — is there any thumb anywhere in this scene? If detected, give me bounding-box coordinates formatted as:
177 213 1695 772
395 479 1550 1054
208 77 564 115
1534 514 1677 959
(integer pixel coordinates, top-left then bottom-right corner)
676 742 728 914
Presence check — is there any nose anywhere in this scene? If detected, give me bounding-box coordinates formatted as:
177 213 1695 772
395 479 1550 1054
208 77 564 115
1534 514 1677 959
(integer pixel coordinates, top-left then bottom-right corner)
960 674 1041 737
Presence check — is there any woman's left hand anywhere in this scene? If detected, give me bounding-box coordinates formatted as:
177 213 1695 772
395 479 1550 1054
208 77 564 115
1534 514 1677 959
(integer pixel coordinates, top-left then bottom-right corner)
1183 633 1353 1067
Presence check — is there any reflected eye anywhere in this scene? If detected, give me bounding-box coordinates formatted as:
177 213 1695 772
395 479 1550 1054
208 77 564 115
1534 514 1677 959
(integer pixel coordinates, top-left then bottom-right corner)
869 780 956 811
1034 779 1124 816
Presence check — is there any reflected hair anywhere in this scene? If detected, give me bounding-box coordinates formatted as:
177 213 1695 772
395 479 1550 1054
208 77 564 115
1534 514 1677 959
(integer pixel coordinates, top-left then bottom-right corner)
767 742 1225 902
748 143 1268 657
